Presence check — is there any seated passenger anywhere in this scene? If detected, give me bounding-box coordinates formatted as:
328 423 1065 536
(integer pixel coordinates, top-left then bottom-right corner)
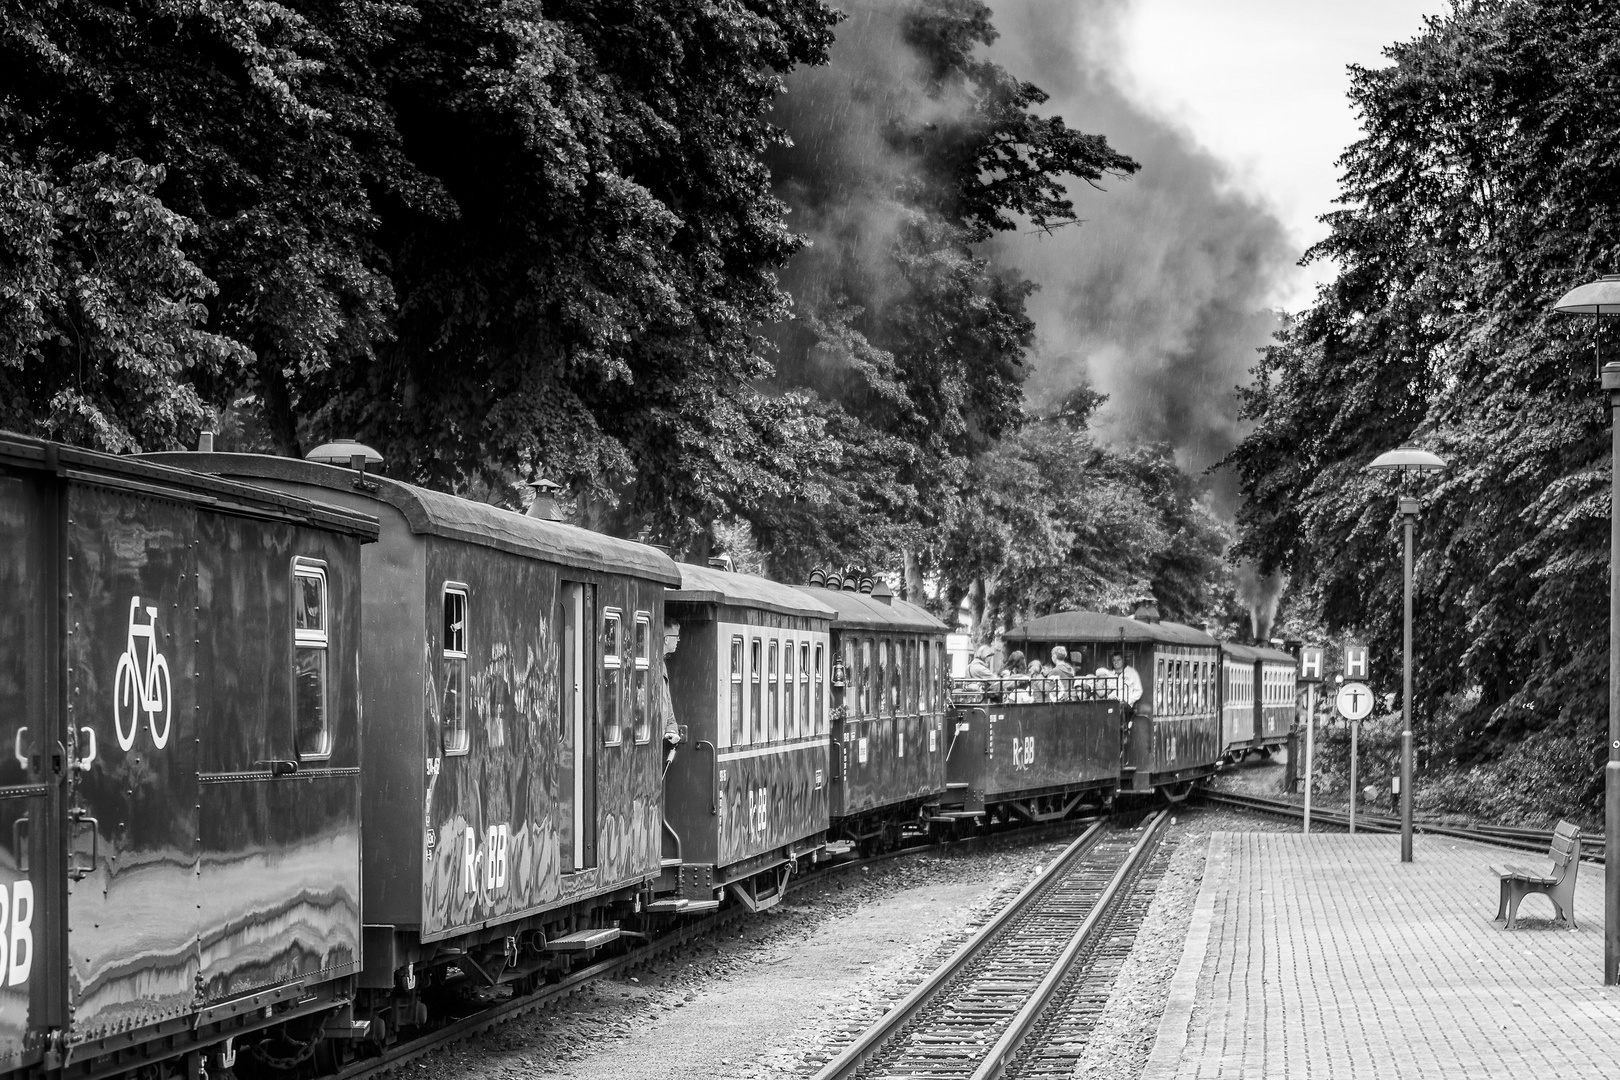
1025 659 1049 702
1049 645 1076 699
967 644 995 680
999 650 1028 677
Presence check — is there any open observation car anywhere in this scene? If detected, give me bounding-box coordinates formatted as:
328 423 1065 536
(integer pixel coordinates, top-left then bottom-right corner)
661 563 836 912
1004 603 1222 797
800 580 949 852
1 435 377 1077
149 450 680 1047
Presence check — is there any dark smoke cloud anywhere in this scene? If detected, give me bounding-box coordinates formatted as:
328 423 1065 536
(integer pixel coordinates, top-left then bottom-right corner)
983 0 1298 514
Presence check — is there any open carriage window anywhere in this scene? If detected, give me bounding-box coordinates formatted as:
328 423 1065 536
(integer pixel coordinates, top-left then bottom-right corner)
751 637 764 743
730 636 746 746
799 641 811 735
633 613 651 743
602 610 623 745
294 560 331 759
815 643 825 734
441 584 470 756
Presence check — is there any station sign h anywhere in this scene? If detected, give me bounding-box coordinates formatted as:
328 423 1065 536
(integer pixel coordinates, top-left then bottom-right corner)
1344 644 1369 680
1300 646 1324 682
1336 681 1374 721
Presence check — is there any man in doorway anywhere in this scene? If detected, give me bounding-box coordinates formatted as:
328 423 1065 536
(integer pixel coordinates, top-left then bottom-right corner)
660 619 683 769
1096 650 1143 707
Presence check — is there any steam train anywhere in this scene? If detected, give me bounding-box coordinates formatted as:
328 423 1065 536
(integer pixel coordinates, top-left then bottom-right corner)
0 435 1295 1079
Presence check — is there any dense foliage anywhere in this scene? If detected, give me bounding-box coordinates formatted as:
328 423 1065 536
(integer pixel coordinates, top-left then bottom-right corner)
1228 0 1620 814
0 0 1236 630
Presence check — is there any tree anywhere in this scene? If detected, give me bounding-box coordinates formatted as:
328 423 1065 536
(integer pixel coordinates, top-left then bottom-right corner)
1227 0 1620 812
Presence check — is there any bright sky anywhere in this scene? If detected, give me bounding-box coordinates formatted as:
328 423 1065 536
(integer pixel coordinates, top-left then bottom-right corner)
1113 0 1448 311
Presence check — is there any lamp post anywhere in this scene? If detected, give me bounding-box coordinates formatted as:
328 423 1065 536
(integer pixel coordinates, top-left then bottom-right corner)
1366 444 1448 863
1552 275 1620 985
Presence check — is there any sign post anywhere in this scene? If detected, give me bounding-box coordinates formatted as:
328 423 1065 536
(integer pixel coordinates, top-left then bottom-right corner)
1336 678 1375 834
1300 647 1324 835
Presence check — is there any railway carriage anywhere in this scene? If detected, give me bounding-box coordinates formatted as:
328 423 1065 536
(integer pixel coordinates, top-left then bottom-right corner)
801 577 950 851
1004 603 1222 796
150 449 681 1032
1221 644 1296 759
0 435 377 1077
661 563 836 911
1254 646 1298 751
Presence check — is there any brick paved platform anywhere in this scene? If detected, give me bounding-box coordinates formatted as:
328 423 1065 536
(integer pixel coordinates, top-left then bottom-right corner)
1142 832 1620 1079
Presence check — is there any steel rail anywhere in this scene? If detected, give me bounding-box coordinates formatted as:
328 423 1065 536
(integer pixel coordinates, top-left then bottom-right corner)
1201 791 1605 861
811 813 1166 1080
808 819 1108 1080
969 809 1167 1080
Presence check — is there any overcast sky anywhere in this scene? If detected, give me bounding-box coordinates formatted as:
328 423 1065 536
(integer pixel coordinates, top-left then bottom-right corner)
1110 0 1447 310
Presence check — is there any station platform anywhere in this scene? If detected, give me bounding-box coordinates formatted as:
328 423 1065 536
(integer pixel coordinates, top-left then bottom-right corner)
1143 832 1620 1078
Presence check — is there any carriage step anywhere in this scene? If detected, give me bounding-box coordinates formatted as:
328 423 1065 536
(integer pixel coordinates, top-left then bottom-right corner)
644 899 688 913
544 928 621 952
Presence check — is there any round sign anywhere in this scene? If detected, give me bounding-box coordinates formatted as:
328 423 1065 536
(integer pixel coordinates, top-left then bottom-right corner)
1336 681 1375 721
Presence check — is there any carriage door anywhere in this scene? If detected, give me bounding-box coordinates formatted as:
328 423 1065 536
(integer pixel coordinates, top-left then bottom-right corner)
560 583 597 871
0 472 64 1071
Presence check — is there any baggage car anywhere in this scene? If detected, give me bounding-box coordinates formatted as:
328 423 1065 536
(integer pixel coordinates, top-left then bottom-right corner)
1 434 376 1076
151 447 681 1031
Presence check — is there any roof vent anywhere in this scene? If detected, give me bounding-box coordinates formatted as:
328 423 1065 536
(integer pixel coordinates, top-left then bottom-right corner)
708 554 735 574
842 574 860 593
526 476 563 521
858 575 874 594
305 439 382 471
808 568 827 588
1131 597 1161 624
196 431 214 453
871 580 894 605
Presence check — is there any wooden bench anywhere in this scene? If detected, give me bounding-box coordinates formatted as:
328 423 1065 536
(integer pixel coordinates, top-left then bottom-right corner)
1490 821 1581 929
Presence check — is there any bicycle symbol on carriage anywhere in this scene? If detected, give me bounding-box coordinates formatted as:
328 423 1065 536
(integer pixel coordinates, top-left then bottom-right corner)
113 596 171 751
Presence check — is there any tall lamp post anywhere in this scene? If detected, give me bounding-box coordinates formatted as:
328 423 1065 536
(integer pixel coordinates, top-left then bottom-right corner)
1552 275 1620 984
1366 445 1448 863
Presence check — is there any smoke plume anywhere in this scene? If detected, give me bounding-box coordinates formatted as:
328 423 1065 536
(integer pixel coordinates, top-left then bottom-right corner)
983 0 1297 514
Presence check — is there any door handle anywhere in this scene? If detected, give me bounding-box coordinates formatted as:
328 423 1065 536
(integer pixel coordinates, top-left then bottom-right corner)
12 727 25 770
11 817 28 873
68 810 97 881
696 741 717 815
74 726 96 771
255 759 300 778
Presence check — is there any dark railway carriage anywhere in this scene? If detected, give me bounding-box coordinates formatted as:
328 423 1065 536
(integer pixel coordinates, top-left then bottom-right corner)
1005 605 1222 795
0 435 376 1076
804 585 949 848
661 565 835 912
1220 644 1260 758
1254 646 1297 750
150 452 680 1018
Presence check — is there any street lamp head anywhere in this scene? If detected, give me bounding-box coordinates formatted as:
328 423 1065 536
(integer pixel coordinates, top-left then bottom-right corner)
1554 275 1620 316
1366 444 1448 478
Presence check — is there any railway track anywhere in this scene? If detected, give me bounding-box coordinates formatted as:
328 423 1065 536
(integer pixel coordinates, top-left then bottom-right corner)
329 815 1107 1079
1201 790 1605 861
811 809 1168 1080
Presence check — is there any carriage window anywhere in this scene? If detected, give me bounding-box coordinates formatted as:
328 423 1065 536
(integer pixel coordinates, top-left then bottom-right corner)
730 636 746 745
936 642 945 706
633 614 651 743
815 643 825 733
912 639 922 714
294 561 331 759
784 639 797 737
1155 658 1164 709
768 639 781 741
878 639 892 717
860 638 873 716
751 638 764 743
800 641 812 732
440 584 469 756
602 610 623 745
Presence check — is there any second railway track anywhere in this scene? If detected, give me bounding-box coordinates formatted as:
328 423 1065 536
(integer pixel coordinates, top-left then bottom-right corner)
814 809 1169 1080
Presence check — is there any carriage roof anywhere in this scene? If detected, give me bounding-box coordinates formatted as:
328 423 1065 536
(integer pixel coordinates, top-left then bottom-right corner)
668 562 836 620
143 452 676 584
1006 610 1216 648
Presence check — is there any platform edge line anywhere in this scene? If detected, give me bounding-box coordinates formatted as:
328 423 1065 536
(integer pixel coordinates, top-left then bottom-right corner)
1140 830 1227 1080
